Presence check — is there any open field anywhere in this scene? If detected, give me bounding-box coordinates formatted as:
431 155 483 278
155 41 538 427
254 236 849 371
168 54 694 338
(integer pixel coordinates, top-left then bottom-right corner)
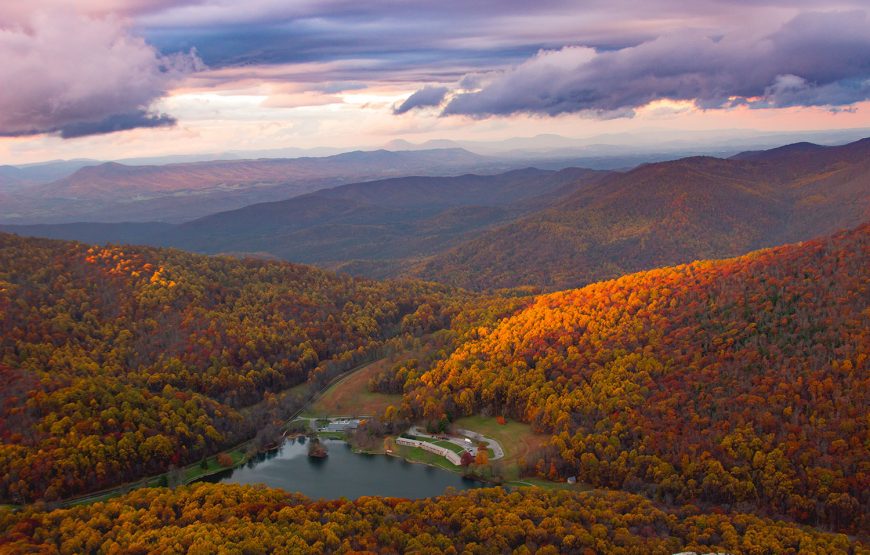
453 416 548 481
182 449 246 483
316 431 348 440
507 477 592 491
308 358 401 417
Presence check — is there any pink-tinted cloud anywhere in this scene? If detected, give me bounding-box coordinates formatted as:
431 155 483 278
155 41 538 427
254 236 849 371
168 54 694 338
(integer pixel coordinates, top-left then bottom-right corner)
0 11 202 138
441 10 870 118
0 1 200 21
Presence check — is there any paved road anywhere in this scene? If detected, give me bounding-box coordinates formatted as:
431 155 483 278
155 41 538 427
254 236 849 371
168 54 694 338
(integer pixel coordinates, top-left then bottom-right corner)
458 428 505 459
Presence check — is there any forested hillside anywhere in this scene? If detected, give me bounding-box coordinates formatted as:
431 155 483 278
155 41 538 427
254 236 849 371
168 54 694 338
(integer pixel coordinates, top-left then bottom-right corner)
159 168 605 277
412 138 870 290
1 483 863 554
387 224 869 532
0 233 460 503
1 168 608 280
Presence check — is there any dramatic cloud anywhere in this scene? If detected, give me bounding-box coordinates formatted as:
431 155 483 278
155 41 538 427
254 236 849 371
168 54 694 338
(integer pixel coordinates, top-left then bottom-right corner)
134 1 870 115
0 11 201 138
5 1 870 164
443 10 870 118
57 111 177 139
394 86 449 114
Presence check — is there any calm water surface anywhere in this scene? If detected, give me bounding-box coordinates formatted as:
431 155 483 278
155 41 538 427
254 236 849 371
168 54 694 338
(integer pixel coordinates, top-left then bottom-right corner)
204 437 484 499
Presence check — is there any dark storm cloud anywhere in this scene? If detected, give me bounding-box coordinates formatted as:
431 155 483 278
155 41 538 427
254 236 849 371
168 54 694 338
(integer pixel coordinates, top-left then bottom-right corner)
131 1 870 118
443 10 870 117
58 111 177 139
394 86 449 114
139 0 664 68
144 22 540 75
1 111 177 139
139 0 870 68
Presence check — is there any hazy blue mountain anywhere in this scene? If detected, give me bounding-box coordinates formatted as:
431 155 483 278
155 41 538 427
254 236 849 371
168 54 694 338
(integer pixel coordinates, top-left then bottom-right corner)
0 148 526 224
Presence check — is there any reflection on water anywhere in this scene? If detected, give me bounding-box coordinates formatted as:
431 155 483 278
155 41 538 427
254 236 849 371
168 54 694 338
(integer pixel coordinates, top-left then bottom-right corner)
201 438 484 499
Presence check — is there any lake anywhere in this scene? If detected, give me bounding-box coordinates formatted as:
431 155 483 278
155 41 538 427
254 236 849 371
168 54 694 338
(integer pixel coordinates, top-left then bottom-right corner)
203 437 485 499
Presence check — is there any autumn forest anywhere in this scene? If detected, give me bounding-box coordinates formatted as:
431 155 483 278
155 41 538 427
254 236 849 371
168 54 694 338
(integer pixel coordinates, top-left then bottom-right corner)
0 211 867 553
1 42 869 552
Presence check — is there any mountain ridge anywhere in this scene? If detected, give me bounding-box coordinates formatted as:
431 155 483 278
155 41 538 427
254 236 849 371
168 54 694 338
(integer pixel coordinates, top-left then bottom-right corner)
410 137 870 290
3 137 868 292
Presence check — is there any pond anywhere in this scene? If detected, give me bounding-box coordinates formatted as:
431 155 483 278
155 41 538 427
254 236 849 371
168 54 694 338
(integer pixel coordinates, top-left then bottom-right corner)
202 437 486 499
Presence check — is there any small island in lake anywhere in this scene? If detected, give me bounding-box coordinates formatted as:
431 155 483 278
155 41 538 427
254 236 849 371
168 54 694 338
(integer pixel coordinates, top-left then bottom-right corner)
307 436 329 458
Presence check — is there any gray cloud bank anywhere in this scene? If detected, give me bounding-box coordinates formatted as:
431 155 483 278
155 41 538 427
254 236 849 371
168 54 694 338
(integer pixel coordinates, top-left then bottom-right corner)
0 12 201 139
439 10 870 118
58 111 177 139
394 86 449 114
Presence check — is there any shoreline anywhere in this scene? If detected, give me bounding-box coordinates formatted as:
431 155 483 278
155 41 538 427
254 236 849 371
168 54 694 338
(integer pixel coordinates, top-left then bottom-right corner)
3 359 386 510
350 442 504 488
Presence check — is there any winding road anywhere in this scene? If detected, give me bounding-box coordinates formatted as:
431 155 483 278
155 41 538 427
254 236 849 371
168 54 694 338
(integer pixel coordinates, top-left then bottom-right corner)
407 426 505 460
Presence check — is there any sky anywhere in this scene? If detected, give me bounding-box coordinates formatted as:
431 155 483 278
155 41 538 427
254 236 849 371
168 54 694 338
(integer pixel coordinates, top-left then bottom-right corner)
1 0 870 164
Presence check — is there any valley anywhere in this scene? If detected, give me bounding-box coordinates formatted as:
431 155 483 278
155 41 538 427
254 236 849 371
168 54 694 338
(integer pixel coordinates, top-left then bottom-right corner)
0 136 868 554
1 217 866 548
3 2 870 552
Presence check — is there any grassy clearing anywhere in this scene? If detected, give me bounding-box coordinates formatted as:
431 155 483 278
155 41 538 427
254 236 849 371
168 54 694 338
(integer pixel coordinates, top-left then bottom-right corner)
288 418 312 431
453 415 549 481
309 358 401 417
506 477 592 491
182 449 246 483
316 431 348 440
396 445 463 473
432 440 467 454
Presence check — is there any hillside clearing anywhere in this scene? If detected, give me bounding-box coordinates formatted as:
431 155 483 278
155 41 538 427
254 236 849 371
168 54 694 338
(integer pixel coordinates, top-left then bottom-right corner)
308 358 401 417
453 415 548 480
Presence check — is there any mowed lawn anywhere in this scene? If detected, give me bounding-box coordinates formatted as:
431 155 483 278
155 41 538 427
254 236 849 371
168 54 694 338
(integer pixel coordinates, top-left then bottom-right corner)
453 415 549 481
395 445 462 473
309 358 401 417
182 449 246 482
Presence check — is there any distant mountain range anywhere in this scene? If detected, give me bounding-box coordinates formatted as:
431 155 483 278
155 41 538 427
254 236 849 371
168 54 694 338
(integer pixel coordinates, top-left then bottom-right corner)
2 138 868 291
0 148 526 224
5 127 869 224
383 127 870 157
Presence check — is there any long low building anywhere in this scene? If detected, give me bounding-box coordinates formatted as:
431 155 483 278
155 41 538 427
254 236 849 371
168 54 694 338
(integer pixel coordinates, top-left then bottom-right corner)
396 437 463 466
321 418 361 432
